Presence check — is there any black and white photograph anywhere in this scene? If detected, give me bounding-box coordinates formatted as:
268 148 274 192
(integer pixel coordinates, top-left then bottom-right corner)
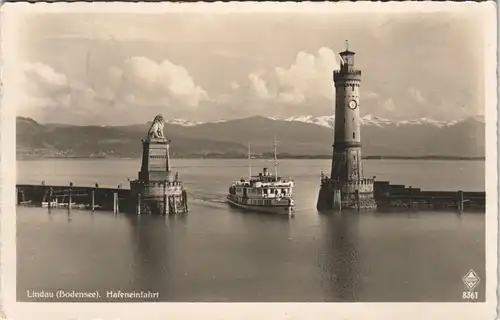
0 2 497 319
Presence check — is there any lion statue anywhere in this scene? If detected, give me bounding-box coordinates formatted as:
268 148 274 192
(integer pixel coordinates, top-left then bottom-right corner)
147 114 166 140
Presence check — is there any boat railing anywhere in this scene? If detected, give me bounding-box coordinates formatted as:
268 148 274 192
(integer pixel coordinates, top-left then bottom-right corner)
251 176 293 183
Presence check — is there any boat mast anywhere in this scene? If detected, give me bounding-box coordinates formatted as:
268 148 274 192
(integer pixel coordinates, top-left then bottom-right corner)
274 136 278 181
248 141 252 181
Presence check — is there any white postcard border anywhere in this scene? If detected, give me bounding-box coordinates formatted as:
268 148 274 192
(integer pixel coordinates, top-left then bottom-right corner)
0 2 497 319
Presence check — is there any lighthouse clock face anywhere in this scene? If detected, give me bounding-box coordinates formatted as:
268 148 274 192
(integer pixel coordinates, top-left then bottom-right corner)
348 100 358 110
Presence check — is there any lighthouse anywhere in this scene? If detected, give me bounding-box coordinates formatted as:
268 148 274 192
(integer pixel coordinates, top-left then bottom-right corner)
317 42 377 211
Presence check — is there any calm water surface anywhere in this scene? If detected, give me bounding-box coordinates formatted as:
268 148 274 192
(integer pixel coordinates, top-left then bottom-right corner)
17 159 485 302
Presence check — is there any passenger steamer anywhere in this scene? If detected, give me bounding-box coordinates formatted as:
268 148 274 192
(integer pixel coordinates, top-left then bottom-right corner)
226 139 295 216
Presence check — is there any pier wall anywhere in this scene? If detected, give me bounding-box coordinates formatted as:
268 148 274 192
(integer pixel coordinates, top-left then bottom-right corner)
317 179 485 212
373 181 485 211
16 182 188 215
17 184 133 212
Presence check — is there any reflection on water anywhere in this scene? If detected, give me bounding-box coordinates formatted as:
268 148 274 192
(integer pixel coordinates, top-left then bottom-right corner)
126 213 193 301
17 159 486 302
17 205 486 302
319 212 360 301
128 214 169 300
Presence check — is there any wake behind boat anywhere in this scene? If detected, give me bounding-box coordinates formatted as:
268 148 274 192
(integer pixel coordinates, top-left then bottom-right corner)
226 138 295 216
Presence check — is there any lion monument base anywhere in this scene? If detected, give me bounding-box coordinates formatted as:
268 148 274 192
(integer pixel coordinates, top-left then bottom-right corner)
129 114 188 215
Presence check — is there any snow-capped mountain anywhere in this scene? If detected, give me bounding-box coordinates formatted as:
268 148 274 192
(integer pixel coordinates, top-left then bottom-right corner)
148 114 485 129
267 114 484 129
163 118 231 126
17 114 485 158
163 118 204 126
272 115 335 128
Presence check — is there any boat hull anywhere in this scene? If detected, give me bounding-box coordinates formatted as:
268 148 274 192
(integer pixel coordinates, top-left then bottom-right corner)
226 195 294 216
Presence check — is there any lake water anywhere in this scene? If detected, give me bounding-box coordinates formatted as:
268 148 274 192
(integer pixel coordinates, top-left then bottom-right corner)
16 159 485 302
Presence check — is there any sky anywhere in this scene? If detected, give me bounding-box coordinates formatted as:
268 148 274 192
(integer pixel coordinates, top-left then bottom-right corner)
12 7 487 125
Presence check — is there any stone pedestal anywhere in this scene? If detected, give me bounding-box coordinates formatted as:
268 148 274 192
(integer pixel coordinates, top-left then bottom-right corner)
129 137 188 214
138 138 171 182
317 178 377 211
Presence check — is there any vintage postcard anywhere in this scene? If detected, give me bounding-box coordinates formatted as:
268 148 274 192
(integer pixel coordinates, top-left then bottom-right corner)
0 1 497 319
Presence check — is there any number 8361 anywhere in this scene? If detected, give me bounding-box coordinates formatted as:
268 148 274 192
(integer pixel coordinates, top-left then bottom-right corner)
462 291 478 300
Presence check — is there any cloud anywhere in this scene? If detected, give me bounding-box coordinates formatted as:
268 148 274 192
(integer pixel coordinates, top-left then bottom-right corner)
23 62 69 91
231 47 338 109
278 89 306 105
382 99 396 112
17 49 392 123
18 62 98 120
218 47 341 117
248 73 270 100
18 57 210 124
274 47 339 102
363 91 380 100
409 87 426 105
230 81 240 89
108 57 209 108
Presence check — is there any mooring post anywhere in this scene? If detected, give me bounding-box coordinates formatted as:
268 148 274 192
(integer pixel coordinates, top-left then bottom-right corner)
137 193 141 215
68 183 73 213
338 189 342 212
48 187 53 211
163 194 168 215
163 180 169 215
113 192 118 214
91 190 95 212
409 186 413 209
182 189 188 212
355 189 360 211
457 190 464 211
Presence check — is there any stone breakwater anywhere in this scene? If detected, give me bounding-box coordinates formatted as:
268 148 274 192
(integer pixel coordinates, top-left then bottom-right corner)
16 183 131 212
17 180 486 213
373 181 485 211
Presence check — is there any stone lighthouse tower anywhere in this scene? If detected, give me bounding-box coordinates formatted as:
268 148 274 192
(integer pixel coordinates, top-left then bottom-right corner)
317 42 377 211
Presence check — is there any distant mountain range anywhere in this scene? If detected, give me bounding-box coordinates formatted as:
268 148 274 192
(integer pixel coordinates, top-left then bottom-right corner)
16 115 485 159
272 114 467 128
125 114 471 129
